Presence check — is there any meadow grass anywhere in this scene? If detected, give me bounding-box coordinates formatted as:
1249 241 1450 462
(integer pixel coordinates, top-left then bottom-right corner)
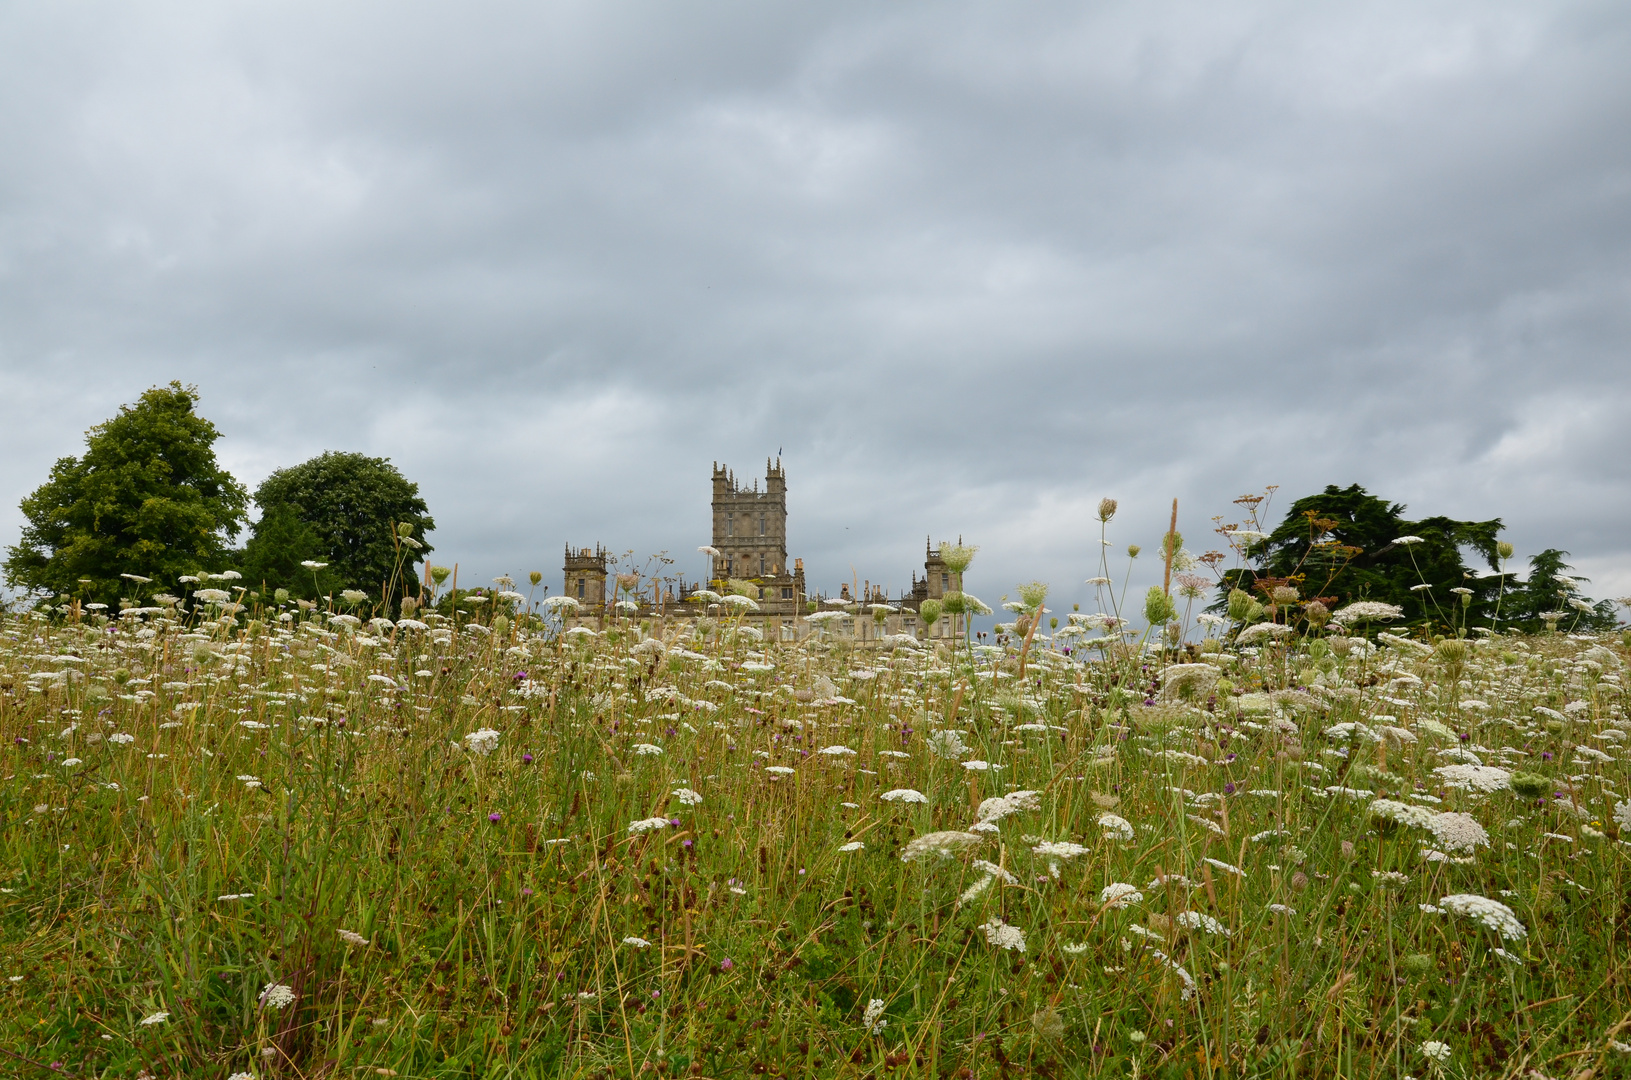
2 603 1629 1079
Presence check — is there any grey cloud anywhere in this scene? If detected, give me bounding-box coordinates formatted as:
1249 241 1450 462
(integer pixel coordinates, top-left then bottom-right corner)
2 1 1628 609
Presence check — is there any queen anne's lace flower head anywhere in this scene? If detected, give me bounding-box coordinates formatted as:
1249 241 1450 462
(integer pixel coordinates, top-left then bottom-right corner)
260 983 297 1009
1440 894 1526 942
901 831 983 862
1098 813 1134 842
980 917 1026 952
463 729 500 756
1432 764 1511 793
1426 812 1489 854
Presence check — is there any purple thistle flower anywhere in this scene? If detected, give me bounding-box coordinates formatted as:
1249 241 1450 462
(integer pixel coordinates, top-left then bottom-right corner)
720 958 734 971
489 812 502 822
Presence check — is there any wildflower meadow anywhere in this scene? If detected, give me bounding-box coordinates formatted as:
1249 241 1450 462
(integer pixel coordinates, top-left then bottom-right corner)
3 550 1630 1079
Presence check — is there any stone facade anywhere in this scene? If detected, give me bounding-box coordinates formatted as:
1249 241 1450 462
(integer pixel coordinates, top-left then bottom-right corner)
563 461 961 643
561 544 609 607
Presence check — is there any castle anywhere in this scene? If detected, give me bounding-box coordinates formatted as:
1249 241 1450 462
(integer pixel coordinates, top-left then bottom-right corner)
563 460 963 641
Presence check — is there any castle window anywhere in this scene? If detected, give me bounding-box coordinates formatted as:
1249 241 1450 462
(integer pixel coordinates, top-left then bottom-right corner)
781 587 793 599
759 513 765 536
577 578 585 598
726 515 733 537
759 554 765 575
941 572 949 590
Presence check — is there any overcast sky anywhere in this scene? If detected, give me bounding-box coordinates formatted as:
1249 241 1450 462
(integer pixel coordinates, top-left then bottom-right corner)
3 1 1629 614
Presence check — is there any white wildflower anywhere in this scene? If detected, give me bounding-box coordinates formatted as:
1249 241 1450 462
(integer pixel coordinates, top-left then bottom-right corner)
671 788 703 806
902 831 983 862
880 788 928 804
260 983 297 1009
1370 799 1436 829
1427 812 1489 854
1174 911 1230 936
1432 764 1511 793
1098 813 1134 841
1099 883 1143 908
463 729 500 756
980 917 1026 952
1440 894 1527 942
861 998 888 1035
627 817 670 834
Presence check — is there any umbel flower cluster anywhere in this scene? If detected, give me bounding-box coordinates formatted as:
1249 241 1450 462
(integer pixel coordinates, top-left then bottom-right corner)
1 570 1628 1078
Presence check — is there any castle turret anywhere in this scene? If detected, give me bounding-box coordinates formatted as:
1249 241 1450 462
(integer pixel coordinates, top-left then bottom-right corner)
563 544 609 608
924 537 951 599
711 459 788 584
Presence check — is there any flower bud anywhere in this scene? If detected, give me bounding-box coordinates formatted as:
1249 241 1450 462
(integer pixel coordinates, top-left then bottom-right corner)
1098 498 1118 523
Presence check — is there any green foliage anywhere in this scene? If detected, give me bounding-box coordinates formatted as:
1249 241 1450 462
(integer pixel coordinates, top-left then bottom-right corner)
251 451 434 603
1499 549 1619 633
2 606 1625 1077
2 382 247 605
237 505 337 600
1224 483 1504 629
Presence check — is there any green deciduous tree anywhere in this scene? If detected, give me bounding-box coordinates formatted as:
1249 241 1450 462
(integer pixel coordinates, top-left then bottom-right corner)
3 383 248 606
249 451 433 605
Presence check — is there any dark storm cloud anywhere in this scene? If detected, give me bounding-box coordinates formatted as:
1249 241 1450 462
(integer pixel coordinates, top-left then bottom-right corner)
2 1 1629 608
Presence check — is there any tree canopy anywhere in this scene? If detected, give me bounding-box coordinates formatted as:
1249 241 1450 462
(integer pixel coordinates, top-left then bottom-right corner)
3 382 247 605
1223 483 1504 630
247 452 433 603
1497 549 1618 633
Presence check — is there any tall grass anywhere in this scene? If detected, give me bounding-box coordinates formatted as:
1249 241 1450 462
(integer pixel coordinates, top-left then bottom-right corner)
2 591 1628 1079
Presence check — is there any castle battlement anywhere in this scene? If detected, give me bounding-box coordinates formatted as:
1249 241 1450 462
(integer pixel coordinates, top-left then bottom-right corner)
564 462 960 644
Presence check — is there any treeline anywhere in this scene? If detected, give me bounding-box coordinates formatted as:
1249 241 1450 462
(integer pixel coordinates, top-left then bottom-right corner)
1218 483 1619 636
3 383 433 611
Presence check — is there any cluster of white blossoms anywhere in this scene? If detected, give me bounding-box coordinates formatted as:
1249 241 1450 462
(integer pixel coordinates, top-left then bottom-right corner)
1174 911 1230 936
1432 764 1511 793
880 788 928 804
671 788 703 806
627 816 670 834
260 983 297 1009
975 789 1042 825
1099 882 1143 908
1440 894 1527 942
980 917 1027 952
1425 812 1489 854
861 998 888 1035
902 830 984 862
1098 813 1135 842
1331 601 1403 624
1369 798 1436 829
462 728 500 756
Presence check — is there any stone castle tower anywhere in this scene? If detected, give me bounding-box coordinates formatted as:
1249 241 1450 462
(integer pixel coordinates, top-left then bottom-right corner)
562 544 608 606
710 459 788 582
